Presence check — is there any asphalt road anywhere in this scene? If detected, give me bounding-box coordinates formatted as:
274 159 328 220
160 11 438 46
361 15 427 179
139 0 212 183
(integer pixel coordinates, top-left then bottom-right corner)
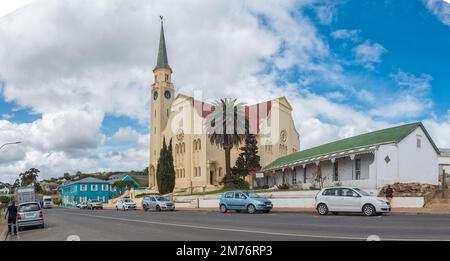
8 208 450 241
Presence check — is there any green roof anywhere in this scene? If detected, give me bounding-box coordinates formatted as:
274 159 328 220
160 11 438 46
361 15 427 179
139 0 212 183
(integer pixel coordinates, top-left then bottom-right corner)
264 122 439 170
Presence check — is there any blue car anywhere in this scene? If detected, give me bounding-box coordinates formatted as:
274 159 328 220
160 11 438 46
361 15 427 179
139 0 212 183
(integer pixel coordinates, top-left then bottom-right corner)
219 191 273 214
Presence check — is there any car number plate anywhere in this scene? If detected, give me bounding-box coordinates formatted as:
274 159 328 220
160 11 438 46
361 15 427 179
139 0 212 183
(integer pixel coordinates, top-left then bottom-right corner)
26 213 35 218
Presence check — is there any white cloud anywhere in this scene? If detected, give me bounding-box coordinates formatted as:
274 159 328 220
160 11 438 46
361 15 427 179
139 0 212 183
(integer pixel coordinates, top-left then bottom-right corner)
331 29 361 42
423 0 450 26
112 127 140 143
353 41 387 70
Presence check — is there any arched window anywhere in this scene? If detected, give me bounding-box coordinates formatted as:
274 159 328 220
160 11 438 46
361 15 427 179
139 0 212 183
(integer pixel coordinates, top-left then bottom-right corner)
198 167 201 177
194 167 197 177
197 139 201 150
183 169 185 178
193 140 197 151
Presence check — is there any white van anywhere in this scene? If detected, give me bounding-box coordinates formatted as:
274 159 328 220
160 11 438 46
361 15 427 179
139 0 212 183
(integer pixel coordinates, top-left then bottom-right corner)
42 196 52 209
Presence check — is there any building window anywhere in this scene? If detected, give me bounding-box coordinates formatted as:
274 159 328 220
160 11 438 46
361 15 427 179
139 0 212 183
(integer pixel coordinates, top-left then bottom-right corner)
197 139 201 150
91 184 98 191
80 184 87 191
417 138 422 148
292 169 297 184
98 196 105 202
355 159 361 180
102 184 108 191
198 167 201 177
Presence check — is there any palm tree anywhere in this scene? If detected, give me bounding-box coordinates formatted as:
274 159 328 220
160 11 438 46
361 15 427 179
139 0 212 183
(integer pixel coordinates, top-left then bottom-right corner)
204 98 247 187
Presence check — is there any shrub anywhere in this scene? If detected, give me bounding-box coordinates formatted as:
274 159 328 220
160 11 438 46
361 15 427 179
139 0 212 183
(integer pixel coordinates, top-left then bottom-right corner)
52 198 62 206
278 184 290 190
0 195 10 204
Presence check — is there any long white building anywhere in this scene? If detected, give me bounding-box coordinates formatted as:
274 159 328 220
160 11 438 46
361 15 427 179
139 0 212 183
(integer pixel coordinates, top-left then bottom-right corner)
263 122 440 192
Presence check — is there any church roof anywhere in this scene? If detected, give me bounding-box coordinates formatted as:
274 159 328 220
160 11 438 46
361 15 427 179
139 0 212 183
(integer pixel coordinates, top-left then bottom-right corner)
264 122 440 171
154 21 171 71
193 99 273 133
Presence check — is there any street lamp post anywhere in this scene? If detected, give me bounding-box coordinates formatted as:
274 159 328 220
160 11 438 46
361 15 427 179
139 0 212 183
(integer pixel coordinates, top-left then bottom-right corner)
0 141 22 151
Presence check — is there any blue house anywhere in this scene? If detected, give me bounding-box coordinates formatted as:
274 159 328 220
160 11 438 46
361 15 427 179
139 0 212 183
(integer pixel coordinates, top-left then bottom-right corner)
61 177 111 207
109 175 145 197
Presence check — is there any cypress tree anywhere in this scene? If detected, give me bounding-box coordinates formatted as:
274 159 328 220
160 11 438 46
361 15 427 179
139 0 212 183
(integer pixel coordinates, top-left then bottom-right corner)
156 138 176 194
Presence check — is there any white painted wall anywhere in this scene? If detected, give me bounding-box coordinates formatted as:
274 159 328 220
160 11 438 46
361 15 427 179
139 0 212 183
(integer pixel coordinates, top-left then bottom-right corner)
376 144 399 188
397 128 439 185
439 155 450 174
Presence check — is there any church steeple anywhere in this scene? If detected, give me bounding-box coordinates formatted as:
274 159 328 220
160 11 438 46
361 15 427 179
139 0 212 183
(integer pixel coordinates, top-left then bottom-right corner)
154 18 171 72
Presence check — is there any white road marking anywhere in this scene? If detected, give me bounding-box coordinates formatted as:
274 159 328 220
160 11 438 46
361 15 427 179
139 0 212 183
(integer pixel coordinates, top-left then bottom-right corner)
66 211 449 241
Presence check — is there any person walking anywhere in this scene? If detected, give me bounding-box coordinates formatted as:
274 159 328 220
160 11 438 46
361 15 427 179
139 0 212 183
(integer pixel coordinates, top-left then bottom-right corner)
4 201 18 236
385 185 394 204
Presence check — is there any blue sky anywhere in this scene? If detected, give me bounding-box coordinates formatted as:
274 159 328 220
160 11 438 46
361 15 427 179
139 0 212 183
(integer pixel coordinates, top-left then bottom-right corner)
0 0 449 182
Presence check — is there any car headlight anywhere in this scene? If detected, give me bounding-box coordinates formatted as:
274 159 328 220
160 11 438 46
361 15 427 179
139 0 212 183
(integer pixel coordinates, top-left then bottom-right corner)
377 199 387 204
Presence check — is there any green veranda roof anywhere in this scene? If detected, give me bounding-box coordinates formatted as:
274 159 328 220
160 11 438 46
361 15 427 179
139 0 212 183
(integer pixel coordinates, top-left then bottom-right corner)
264 122 439 170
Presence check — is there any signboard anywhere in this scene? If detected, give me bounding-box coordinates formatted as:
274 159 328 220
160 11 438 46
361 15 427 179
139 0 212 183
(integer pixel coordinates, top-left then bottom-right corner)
255 172 264 179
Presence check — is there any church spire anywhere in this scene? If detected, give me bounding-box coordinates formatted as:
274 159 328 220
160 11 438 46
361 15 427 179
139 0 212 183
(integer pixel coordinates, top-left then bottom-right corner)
154 17 171 72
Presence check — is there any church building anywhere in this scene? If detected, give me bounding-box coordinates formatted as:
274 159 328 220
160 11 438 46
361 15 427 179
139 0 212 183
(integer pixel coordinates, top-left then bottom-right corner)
149 21 300 192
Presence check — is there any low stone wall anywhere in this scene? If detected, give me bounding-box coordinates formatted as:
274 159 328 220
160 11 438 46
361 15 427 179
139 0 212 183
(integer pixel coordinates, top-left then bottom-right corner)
174 191 426 209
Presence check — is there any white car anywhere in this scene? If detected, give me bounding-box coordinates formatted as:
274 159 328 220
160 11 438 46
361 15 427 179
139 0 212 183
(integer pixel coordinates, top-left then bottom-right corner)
116 198 137 211
315 187 391 216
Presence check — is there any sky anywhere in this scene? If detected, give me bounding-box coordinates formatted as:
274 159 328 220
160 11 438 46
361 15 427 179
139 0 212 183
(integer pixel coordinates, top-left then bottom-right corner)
0 0 450 183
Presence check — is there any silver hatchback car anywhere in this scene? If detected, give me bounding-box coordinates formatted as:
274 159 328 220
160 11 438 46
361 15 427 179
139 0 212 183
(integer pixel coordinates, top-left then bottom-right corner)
17 202 45 230
141 196 175 212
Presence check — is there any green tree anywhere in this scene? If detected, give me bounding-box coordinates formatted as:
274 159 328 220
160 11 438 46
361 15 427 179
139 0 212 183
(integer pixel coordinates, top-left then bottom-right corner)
205 98 247 188
19 168 40 187
232 134 261 178
156 138 176 194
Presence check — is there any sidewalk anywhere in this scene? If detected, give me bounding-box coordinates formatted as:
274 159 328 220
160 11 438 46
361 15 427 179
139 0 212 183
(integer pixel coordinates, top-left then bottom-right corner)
0 208 7 241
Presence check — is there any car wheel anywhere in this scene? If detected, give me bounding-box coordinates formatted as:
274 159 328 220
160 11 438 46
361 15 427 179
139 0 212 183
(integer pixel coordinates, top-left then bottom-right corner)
156 205 161 212
122 206 126 211
220 204 228 213
363 204 376 216
143 206 148 212
247 204 256 214
317 203 329 215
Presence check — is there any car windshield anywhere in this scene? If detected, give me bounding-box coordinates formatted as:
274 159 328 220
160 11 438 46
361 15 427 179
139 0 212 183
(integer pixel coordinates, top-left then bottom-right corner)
19 203 40 212
123 199 132 202
156 197 169 201
354 188 370 196
245 192 262 198
90 200 99 203
44 198 52 202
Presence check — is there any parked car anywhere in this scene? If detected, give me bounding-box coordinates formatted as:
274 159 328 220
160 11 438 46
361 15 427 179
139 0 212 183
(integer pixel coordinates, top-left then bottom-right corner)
76 201 88 209
315 187 392 216
141 196 175 212
87 199 103 210
219 191 273 214
116 198 137 211
17 202 44 231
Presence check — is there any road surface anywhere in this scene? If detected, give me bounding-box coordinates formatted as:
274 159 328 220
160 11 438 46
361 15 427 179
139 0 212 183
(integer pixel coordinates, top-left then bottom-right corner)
8 208 450 241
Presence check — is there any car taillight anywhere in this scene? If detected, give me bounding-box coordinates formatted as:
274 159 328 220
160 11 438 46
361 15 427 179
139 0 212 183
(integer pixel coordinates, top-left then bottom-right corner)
16 213 21 220
39 211 44 218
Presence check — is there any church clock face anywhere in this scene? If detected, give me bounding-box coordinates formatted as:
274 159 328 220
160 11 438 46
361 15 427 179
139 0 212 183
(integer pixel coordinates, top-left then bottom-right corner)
164 90 171 99
153 91 158 100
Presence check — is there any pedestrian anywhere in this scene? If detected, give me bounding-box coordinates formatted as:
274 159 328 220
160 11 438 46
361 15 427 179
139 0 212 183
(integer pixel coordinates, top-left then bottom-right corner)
385 185 394 204
4 200 18 236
